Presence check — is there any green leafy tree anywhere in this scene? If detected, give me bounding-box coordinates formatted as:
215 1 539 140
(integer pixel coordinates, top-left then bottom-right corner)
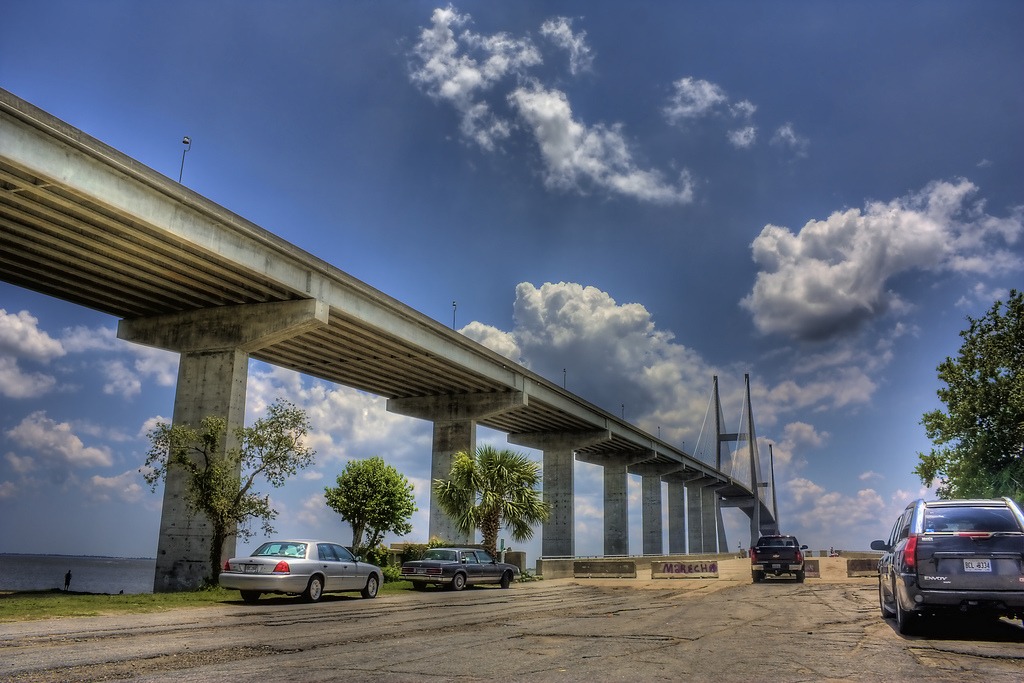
324 456 416 555
433 445 550 557
143 399 315 584
915 290 1024 501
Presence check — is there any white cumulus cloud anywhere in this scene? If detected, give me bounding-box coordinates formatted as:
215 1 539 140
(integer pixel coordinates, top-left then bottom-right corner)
741 179 1024 341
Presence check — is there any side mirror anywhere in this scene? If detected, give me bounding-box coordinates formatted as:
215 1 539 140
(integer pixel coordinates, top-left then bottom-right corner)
800 545 808 550
869 540 889 552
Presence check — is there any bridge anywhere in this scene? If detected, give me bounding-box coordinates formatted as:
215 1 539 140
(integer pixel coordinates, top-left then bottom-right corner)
0 88 778 590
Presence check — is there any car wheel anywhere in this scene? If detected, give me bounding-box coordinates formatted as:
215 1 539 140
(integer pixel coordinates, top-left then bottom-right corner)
499 571 513 589
450 572 467 591
303 575 324 603
751 570 763 583
411 582 429 591
240 590 261 604
361 574 379 599
795 570 805 583
895 593 918 635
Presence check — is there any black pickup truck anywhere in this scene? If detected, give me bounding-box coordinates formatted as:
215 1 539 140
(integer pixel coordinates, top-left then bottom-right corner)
751 534 808 582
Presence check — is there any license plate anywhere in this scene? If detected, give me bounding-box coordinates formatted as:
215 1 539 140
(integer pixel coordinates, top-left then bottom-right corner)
964 559 992 572
771 564 782 569
244 564 259 574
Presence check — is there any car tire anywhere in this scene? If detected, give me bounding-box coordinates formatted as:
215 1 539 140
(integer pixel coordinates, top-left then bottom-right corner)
411 582 430 591
361 574 379 599
895 593 918 635
240 590 261 604
751 570 764 583
303 575 324 603
499 571 513 589
795 570 805 583
450 572 467 591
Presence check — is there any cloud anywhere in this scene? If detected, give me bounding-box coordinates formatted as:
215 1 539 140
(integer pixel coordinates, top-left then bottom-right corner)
245 364 431 472
465 282 864 457
0 356 58 399
6 411 114 470
0 309 65 361
409 7 693 204
409 5 540 151
540 16 593 75
88 469 147 503
460 321 522 362
0 309 64 399
741 179 1024 341
955 282 1011 310
65 326 178 400
727 126 757 148
509 84 694 204
771 123 809 157
663 77 728 122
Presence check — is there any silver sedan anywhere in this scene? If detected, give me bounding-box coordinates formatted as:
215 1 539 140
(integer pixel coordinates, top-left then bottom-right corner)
220 539 383 603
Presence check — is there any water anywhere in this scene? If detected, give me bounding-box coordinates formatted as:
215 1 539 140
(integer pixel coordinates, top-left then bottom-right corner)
0 554 156 594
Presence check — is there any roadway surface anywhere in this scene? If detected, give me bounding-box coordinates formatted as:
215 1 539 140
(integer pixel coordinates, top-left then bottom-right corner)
1 559 1021 682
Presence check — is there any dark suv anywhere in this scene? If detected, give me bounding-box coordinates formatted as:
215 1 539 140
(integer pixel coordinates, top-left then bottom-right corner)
871 498 1024 634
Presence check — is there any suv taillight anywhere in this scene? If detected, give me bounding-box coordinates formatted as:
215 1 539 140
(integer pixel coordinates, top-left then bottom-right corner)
903 535 918 570
749 548 757 562
795 549 803 563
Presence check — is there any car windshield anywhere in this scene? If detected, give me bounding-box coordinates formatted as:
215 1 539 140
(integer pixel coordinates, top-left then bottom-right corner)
253 542 307 558
924 506 1021 533
423 549 458 562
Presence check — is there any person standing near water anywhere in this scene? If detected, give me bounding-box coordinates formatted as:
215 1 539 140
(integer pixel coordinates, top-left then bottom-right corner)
64 569 71 591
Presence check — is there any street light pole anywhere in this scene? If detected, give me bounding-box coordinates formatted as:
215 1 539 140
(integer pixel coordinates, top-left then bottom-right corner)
178 136 191 183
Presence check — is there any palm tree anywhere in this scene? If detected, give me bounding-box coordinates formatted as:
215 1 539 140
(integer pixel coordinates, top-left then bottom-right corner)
433 445 550 557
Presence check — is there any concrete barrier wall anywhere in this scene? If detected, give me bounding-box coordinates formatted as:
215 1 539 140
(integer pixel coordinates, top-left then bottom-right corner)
538 553 739 580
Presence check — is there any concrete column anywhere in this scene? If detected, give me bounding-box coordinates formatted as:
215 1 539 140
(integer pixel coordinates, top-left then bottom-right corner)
686 479 706 553
665 478 686 554
118 299 329 591
509 430 610 559
389 392 527 546
701 483 720 552
603 461 629 556
428 419 476 544
640 475 662 555
155 348 248 591
716 500 728 554
627 462 680 556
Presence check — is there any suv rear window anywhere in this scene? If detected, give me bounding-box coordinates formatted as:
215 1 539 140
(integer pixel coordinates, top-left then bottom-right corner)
923 506 1021 533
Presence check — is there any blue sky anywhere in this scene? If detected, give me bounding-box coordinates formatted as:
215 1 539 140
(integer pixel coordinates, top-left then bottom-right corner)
1 1 1022 562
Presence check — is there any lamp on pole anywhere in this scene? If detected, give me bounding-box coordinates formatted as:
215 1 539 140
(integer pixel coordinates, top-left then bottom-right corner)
178 136 191 183
451 301 457 329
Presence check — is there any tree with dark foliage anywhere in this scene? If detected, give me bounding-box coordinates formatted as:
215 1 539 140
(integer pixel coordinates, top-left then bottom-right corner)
915 290 1023 501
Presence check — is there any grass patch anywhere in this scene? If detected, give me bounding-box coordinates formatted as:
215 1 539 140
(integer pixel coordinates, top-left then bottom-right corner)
0 580 416 622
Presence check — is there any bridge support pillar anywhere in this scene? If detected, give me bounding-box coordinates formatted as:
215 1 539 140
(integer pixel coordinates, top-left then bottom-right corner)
388 392 527 545
686 480 704 553
577 451 651 557
664 471 702 554
703 483 722 552
685 476 722 553
666 479 686 554
629 462 682 556
509 430 610 559
117 300 329 592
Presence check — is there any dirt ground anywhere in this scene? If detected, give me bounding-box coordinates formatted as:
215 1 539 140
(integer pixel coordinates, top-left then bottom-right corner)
1 558 1021 682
